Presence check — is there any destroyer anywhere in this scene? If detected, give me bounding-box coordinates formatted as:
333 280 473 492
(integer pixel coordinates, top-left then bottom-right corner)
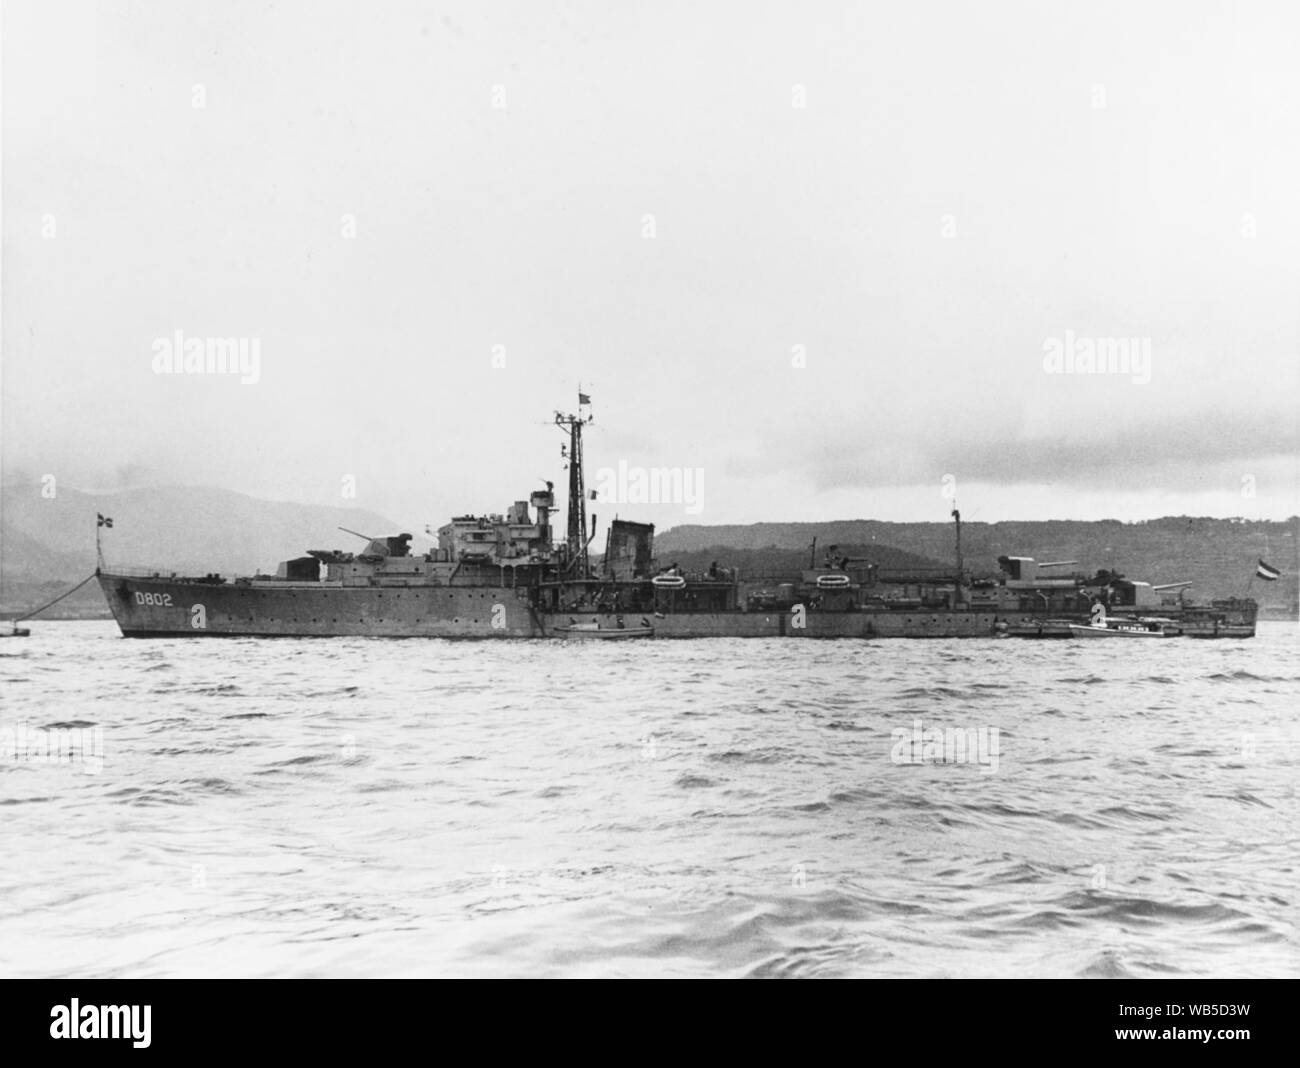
97 398 1259 640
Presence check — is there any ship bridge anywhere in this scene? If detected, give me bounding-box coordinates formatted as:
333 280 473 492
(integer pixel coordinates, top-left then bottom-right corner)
437 487 556 565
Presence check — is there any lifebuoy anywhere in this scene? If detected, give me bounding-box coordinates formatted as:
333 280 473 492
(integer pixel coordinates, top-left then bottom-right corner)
815 573 850 589
651 574 686 589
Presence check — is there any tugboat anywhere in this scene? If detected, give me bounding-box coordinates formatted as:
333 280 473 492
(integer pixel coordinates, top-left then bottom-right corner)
94 395 1262 641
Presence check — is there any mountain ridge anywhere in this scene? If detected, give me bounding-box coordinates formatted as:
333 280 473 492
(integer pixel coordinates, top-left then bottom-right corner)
3 482 1295 617
655 517 1298 610
1 481 432 616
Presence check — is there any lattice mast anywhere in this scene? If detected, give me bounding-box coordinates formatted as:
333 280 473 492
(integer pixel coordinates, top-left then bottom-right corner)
555 392 594 576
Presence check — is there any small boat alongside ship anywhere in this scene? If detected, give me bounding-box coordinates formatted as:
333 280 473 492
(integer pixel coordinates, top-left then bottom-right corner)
1068 616 1183 639
553 618 655 640
997 619 1075 639
93 396 1264 641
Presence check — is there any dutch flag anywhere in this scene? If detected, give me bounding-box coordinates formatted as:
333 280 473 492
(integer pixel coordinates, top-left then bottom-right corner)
97 513 113 529
1256 559 1281 581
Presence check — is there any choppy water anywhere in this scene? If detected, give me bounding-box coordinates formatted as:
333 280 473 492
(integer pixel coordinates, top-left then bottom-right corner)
2 621 1297 978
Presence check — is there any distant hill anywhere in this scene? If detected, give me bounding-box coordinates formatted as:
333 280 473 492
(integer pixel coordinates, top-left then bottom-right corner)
4 482 1295 619
656 518 1299 614
1 481 429 618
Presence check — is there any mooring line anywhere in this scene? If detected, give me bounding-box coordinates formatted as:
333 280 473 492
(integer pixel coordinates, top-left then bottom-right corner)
14 572 99 621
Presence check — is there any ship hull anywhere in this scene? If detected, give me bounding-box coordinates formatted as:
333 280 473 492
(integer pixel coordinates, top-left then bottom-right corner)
99 573 1257 640
100 573 1016 639
99 573 541 638
1182 623 1256 639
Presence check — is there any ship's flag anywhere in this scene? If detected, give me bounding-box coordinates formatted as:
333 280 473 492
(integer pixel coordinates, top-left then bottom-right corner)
1256 559 1281 581
579 392 591 405
97 514 113 529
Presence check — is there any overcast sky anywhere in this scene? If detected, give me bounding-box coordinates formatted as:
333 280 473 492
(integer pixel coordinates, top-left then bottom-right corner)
4 0 1298 534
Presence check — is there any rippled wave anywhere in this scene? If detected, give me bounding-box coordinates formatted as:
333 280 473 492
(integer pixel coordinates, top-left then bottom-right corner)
1 622 1297 977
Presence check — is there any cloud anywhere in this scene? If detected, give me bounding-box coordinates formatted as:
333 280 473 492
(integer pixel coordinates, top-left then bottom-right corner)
727 405 1298 493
